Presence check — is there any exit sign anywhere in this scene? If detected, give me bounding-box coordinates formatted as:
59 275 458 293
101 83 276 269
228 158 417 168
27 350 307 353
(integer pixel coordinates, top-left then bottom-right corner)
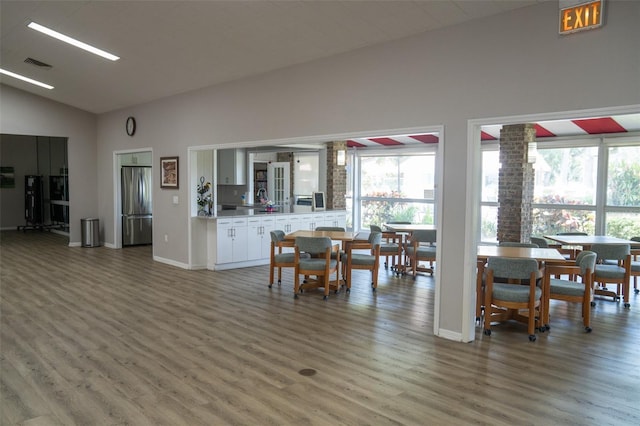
559 0 604 35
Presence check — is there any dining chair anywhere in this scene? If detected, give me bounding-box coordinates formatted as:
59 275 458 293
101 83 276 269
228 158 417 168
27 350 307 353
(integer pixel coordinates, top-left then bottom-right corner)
294 236 340 300
543 251 597 333
269 230 296 288
341 231 382 292
630 237 640 295
370 224 403 273
314 226 345 264
591 243 631 307
403 229 436 280
483 257 543 341
530 237 549 248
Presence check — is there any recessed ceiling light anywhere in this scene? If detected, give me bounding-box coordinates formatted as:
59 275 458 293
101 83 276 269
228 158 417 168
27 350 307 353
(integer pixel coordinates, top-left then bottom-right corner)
0 68 54 89
28 21 120 61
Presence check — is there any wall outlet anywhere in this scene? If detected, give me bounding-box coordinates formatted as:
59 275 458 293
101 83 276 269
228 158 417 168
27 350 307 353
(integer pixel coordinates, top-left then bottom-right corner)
164 234 168 242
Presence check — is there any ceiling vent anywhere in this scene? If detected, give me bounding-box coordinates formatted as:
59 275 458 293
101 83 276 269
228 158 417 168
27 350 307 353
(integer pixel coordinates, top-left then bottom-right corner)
24 57 52 69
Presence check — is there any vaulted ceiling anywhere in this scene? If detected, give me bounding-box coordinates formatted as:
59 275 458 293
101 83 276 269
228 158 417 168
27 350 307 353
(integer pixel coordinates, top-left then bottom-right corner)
1 0 543 114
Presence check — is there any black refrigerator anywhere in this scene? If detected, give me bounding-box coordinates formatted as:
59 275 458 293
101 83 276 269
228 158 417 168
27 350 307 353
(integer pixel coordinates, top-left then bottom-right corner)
121 166 152 246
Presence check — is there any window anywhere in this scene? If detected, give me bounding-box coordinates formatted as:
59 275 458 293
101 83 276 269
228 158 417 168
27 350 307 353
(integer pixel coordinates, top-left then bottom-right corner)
358 153 436 229
480 137 640 243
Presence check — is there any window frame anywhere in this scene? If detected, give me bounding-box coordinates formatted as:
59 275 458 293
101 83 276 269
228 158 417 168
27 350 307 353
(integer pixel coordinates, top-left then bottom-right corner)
479 133 640 242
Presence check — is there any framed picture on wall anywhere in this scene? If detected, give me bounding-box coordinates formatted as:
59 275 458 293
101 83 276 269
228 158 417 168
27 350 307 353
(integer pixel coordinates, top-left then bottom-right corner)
160 156 179 189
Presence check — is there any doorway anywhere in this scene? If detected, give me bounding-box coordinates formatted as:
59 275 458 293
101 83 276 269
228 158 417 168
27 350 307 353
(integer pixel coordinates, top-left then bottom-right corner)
267 162 290 207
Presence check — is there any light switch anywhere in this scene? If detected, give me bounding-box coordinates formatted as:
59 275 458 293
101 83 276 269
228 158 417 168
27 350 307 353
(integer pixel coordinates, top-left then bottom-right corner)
172 195 179 204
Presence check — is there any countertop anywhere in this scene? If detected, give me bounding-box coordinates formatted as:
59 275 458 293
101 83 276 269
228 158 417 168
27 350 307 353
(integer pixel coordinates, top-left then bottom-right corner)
196 205 344 218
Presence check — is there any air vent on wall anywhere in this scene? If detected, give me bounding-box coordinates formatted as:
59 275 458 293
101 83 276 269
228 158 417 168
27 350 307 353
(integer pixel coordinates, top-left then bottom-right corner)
24 57 52 69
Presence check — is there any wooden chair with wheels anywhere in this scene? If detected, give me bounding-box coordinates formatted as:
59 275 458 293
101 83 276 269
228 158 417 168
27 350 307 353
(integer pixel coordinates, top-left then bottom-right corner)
403 229 436 280
543 251 596 333
341 231 382 292
630 237 640 295
269 230 297 288
592 243 631 307
370 225 403 274
483 257 544 342
294 236 340 300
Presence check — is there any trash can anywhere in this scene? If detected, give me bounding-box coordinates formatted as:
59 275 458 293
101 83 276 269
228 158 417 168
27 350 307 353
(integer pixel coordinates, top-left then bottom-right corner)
81 218 100 247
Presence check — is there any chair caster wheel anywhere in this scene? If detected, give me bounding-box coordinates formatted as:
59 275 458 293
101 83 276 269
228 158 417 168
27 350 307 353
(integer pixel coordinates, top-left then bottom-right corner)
635 289 640 294
624 303 631 308
538 326 546 333
323 295 328 300
529 335 536 342
294 294 298 299
483 329 491 336
372 288 376 293
585 326 592 333
590 301 596 307
268 284 272 289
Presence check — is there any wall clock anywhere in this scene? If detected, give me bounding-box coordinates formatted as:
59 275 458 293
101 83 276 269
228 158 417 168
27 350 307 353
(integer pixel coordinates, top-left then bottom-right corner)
126 116 136 136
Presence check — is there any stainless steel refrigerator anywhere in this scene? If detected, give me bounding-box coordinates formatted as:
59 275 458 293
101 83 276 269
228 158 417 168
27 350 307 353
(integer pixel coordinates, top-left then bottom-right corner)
121 166 152 246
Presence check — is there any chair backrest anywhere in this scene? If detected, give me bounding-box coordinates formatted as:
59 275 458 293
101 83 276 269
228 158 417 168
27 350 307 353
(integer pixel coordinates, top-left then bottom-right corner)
590 243 630 261
557 232 588 236
631 237 640 242
487 257 539 280
575 250 597 275
270 230 285 243
370 224 383 232
315 226 345 232
530 237 549 248
295 236 332 255
369 231 382 247
499 242 539 248
410 229 436 244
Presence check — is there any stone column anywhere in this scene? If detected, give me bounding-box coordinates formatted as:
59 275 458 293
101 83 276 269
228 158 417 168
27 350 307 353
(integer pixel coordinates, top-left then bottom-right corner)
497 124 536 243
326 141 347 210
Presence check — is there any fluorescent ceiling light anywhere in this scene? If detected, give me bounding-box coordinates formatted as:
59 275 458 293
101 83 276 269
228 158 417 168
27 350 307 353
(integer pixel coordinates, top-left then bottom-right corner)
28 21 120 61
0 68 54 89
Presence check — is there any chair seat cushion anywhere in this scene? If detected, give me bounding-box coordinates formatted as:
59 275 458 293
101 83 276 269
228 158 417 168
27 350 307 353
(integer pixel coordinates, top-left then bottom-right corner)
348 254 376 266
595 264 626 278
630 260 640 272
405 246 436 257
549 278 586 297
299 258 337 271
274 253 296 263
380 244 400 253
275 253 309 263
492 283 541 303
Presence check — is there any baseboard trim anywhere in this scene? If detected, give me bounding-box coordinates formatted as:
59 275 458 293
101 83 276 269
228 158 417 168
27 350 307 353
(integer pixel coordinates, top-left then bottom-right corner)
154 255 190 270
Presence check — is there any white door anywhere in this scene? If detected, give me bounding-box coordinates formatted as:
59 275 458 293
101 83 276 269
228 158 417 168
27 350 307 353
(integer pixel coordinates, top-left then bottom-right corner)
267 162 290 207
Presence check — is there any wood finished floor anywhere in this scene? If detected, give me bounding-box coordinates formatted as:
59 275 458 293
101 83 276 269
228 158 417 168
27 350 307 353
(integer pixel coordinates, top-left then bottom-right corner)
1 230 639 426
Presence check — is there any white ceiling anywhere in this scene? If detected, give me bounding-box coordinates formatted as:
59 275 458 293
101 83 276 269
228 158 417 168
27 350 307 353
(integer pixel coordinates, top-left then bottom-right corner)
0 0 543 114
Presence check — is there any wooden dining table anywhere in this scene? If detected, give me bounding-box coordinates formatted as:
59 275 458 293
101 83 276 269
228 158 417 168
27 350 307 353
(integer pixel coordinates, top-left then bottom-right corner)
475 245 566 323
543 235 638 250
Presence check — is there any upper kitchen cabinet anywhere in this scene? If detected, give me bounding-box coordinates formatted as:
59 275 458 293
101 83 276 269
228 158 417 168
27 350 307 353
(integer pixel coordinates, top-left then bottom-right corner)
217 149 246 185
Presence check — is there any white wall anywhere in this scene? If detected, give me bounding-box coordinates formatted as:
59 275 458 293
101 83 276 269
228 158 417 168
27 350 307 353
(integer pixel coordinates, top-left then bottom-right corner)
2 1 639 339
0 85 97 244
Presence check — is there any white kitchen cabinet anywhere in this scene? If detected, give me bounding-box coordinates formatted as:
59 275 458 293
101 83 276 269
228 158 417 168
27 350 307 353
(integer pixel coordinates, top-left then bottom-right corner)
324 211 346 229
215 217 248 264
247 216 275 260
298 213 315 231
275 214 301 234
217 149 246 185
